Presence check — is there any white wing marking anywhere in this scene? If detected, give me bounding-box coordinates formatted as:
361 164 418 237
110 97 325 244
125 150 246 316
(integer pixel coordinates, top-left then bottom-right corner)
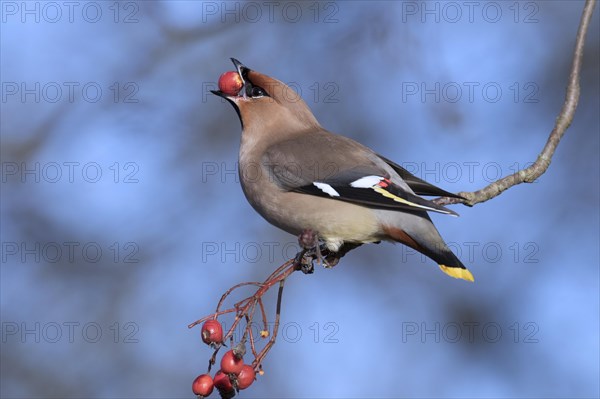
313 182 340 197
349 175 384 188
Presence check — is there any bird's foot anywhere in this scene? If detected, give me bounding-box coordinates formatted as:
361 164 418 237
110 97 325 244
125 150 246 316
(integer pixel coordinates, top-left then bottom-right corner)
296 229 327 271
296 229 362 274
294 249 315 274
322 250 341 268
321 242 363 268
296 231 363 270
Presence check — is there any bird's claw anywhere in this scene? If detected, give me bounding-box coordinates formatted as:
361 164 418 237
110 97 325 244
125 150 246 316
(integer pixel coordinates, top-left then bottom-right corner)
295 230 321 272
294 249 314 274
295 231 362 271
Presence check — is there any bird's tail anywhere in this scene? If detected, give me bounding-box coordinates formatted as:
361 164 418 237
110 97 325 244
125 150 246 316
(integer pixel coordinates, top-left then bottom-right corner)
435 249 475 282
383 223 474 282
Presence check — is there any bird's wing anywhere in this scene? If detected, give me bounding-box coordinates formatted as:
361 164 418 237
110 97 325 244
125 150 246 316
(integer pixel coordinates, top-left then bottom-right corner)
262 132 458 216
377 154 465 199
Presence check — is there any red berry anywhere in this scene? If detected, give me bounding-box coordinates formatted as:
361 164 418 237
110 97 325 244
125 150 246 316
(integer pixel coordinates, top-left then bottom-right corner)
220 350 244 375
192 374 214 397
201 319 223 345
236 365 256 390
218 71 244 96
213 370 234 392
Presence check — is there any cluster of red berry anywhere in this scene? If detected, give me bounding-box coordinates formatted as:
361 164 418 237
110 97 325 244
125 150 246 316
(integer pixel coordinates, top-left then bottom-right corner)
191 319 256 398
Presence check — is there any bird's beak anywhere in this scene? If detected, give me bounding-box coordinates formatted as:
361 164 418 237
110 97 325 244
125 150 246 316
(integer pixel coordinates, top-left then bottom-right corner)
230 58 248 80
210 58 250 99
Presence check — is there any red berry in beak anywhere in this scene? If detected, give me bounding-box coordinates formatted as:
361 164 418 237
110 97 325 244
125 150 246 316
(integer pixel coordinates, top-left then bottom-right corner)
218 71 243 96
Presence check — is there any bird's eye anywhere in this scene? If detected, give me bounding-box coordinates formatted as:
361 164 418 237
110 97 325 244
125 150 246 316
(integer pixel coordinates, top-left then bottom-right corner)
251 86 267 98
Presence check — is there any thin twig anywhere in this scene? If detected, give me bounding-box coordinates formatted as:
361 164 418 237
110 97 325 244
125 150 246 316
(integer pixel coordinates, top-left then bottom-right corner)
257 298 269 335
253 279 286 369
435 0 597 207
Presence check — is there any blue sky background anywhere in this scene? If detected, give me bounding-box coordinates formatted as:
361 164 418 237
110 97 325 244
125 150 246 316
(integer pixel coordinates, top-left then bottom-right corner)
1 1 599 398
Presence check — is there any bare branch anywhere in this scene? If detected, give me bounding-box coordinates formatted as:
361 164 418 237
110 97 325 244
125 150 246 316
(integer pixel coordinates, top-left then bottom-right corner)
435 0 597 207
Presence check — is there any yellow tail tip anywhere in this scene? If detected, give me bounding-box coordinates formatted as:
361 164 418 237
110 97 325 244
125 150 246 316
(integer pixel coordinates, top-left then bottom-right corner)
439 265 475 282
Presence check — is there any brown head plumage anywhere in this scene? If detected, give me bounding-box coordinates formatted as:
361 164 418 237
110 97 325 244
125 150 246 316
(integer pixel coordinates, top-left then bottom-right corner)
212 58 319 137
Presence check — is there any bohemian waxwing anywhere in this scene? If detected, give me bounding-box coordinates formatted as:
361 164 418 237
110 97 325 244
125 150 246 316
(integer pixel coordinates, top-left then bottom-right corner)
211 59 474 282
